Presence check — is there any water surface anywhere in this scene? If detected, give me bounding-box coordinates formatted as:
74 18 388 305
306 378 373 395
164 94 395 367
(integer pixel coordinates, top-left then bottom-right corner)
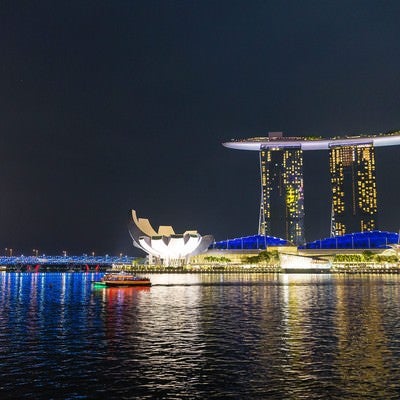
1 272 400 399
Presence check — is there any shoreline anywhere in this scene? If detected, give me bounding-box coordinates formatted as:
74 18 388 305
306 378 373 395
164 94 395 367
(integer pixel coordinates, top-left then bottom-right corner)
109 267 400 274
3 264 400 274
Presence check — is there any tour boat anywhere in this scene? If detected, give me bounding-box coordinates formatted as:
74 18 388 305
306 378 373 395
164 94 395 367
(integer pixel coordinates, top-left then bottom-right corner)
94 272 151 287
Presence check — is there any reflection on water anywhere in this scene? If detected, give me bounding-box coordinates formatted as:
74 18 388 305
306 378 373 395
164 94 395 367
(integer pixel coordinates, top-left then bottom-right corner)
0 273 400 398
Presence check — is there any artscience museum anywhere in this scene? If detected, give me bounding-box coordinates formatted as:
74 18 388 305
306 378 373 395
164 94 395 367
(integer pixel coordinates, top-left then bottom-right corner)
128 210 214 266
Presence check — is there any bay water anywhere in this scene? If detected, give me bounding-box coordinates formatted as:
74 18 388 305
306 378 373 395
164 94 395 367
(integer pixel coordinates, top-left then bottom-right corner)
1 272 400 399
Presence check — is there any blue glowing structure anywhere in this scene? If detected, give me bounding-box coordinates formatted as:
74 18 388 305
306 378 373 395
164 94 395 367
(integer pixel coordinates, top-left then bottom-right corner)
0 255 135 266
299 231 399 250
210 235 290 250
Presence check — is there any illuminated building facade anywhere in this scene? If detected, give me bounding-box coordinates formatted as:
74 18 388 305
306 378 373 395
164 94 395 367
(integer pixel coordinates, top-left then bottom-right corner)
128 210 214 266
223 130 400 240
259 144 305 245
329 144 377 236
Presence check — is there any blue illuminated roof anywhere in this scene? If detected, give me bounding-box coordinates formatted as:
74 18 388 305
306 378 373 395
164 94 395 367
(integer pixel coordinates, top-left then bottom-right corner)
210 234 290 250
299 231 399 250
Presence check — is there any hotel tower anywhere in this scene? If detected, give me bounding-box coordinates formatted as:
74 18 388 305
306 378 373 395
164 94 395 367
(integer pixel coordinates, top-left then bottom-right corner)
329 144 377 236
259 134 305 245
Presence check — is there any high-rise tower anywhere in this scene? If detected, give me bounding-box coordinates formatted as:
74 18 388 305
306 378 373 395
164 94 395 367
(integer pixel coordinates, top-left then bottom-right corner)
329 143 377 236
259 141 305 245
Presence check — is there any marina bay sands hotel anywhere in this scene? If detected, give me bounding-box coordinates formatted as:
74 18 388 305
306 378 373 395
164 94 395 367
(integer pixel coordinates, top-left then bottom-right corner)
223 131 400 245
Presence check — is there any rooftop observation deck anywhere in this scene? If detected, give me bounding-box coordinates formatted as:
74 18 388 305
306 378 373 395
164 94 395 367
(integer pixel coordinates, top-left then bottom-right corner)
223 130 400 151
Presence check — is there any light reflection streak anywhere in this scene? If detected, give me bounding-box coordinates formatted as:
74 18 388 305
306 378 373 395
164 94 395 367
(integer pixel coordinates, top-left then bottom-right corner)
27 272 38 338
334 277 395 398
278 273 336 398
96 273 206 389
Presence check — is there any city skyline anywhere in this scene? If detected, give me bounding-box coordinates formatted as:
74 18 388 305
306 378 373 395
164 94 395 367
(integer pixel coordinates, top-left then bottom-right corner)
1 1 400 255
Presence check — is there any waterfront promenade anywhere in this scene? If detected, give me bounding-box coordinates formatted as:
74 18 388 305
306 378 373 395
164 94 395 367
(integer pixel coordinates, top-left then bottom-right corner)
2 255 400 273
111 263 400 274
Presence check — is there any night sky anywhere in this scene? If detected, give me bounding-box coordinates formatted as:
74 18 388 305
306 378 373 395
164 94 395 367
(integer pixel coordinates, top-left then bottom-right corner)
1 1 400 256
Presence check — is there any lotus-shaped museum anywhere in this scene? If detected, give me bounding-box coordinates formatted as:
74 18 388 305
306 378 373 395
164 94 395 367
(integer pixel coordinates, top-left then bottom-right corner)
128 210 214 265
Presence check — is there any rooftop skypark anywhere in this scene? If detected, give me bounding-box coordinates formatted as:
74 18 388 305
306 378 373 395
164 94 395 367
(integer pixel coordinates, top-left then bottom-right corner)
223 130 400 151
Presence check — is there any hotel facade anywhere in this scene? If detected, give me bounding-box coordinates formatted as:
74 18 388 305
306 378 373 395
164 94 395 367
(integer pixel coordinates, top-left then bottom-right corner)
329 144 377 237
259 140 305 245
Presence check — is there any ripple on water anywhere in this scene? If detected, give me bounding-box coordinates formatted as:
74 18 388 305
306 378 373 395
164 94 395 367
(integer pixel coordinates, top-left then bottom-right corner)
1 273 400 398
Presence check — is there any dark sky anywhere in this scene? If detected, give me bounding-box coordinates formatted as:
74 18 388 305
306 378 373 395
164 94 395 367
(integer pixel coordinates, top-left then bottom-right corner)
1 0 400 256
